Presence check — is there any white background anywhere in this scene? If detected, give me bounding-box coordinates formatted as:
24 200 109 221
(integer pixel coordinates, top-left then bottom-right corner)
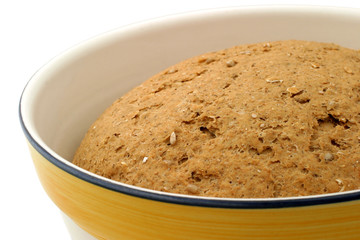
2 0 360 239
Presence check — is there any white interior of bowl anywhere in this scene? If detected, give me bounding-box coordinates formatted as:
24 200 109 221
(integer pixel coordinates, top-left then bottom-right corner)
21 6 360 198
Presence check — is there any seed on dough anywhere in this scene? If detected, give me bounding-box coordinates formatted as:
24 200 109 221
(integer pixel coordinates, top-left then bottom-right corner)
311 63 320 69
286 86 301 94
263 42 272 51
239 50 252 55
205 58 215 64
264 42 272 48
198 57 215 64
328 100 336 106
226 59 237 67
266 78 283 83
339 117 347 123
324 152 334 161
335 179 345 192
186 184 199 194
167 68 178 74
344 66 354 74
170 131 176 145
163 160 172 165
198 56 207 63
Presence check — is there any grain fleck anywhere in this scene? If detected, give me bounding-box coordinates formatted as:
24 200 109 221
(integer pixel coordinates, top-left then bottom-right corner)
226 59 237 67
311 63 320 69
198 56 207 63
339 117 347 123
286 86 301 94
335 179 345 192
263 42 272 52
186 184 199 194
170 131 177 145
163 160 172 165
324 152 334 161
239 50 252 55
344 66 354 74
266 78 283 83
205 58 215 64
166 68 178 74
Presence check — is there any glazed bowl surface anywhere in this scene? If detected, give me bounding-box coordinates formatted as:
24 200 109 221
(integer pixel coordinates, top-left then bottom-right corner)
20 6 360 240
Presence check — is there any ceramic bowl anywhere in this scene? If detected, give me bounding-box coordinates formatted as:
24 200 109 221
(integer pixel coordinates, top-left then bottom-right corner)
20 6 360 240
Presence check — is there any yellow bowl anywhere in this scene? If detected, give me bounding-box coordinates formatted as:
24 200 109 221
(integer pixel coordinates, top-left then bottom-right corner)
20 6 360 240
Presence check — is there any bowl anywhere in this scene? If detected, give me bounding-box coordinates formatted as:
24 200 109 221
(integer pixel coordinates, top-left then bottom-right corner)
19 5 360 240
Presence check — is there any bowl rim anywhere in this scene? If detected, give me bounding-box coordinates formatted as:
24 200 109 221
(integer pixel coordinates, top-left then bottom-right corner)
19 5 360 209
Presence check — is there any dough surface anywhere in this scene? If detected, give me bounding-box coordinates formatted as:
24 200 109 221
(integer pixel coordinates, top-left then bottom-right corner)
73 40 360 198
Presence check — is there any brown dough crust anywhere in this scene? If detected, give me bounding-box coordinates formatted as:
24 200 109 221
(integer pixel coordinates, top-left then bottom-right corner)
73 40 360 198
